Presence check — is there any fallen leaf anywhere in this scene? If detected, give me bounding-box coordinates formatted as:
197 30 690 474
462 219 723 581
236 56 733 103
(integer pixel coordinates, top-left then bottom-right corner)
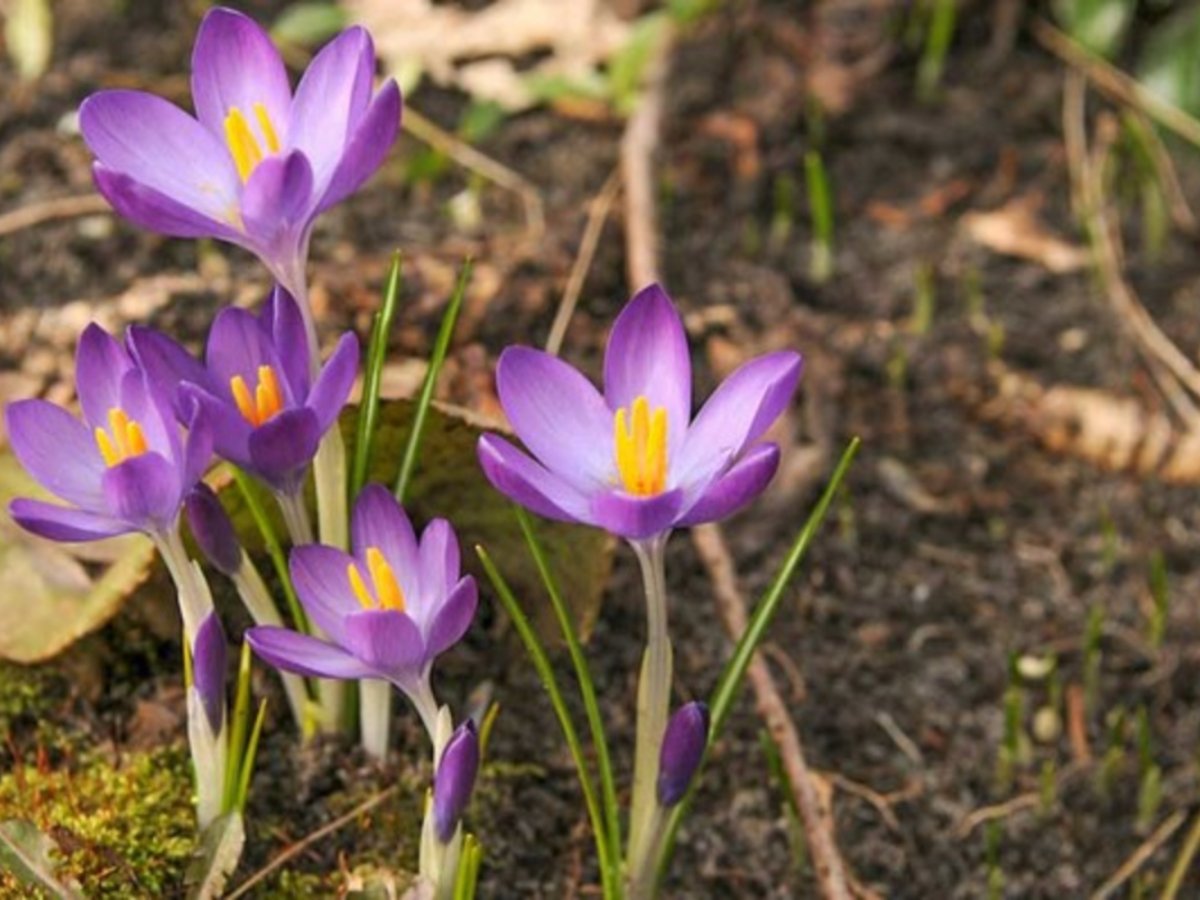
961 195 1089 273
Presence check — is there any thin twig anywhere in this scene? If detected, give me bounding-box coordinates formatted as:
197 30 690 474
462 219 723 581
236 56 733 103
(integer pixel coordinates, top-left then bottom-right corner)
402 105 545 242
545 169 621 356
1162 806 1200 900
225 786 398 899
0 194 110 238
954 763 1088 839
1090 809 1186 900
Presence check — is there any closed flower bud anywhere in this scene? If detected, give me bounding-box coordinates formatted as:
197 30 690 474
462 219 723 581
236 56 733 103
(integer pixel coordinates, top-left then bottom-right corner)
192 612 227 733
657 702 708 807
186 484 243 577
433 721 479 843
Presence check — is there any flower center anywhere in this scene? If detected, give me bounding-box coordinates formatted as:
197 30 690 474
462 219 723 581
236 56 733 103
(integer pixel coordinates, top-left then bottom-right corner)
348 547 407 612
223 103 281 182
230 365 283 428
94 407 149 468
614 395 668 496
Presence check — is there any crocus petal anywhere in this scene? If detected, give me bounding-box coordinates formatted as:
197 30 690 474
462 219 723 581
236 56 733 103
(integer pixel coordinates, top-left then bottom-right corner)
316 79 401 213
182 402 214 489
186 484 242 577
6 400 105 507
418 518 459 612
677 443 781 527
247 626 377 680
240 151 314 240
101 452 181 531
190 7 292 141
264 288 311 399
205 307 281 392
306 332 359 433
290 543 360 641
476 434 591 522
192 612 227 733
80 91 239 221
182 386 252 468
288 26 375 192
603 283 692 455
92 164 242 241
591 488 685 541
246 408 321 492
425 577 477 659
128 326 217 413
495 347 613 486
9 498 131 542
75 323 132 428
349 485 419 595
676 351 802 484
343 609 425 678
117 369 180 466
433 722 479 843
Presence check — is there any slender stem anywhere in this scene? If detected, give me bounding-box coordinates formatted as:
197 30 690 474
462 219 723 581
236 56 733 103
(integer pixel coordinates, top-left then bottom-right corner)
359 678 393 761
1163 807 1200 900
627 534 672 886
154 525 211 642
276 487 314 547
231 469 308 633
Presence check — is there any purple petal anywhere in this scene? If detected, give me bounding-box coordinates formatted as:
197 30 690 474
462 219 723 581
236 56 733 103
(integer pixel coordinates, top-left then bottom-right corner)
246 408 321 492
247 625 376 679
307 331 358 432
80 91 239 222
677 442 780 527
9 498 131 542
425 577 477 659
676 351 802 484
205 307 283 396
183 386 252 468
116 369 180 466
476 434 591 522
182 401 214 489
192 612 227 733
418 518 459 610
343 609 425 679
190 7 292 141
288 27 375 192
240 151 314 239
186 484 242 577
495 347 613 487
591 488 684 541
350 485 419 596
6 399 105 507
316 79 401 213
128 326 215 415
264 288 311 398
101 452 182 531
658 702 709 806
603 283 692 456
92 164 242 241
290 543 360 641
433 722 479 843
75 323 132 428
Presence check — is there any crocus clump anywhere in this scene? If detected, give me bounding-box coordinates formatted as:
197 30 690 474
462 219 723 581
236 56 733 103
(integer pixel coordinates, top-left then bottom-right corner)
79 7 401 316
131 287 357 500
477 283 803 541
7 323 210 542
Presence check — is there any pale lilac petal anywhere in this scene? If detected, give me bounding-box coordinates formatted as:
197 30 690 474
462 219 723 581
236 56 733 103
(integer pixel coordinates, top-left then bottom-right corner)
75 323 132 427
6 400 105 507
476 434 591 522
246 408 320 493
307 332 358 432
316 80 401 213
240 151 314 240
9 499 131 542
205 307 281 391
80 91 239 221
343 609 425 678
128 326 216 414
418 519 459 611
288 27 374 191
183 386 252 468
425 577 477 658
191 612 227 733
676 351 802 484
101 452 181 531
495 347 612 486
677 443 780 527
603 283 692 455
350 484 419 595
93 164 242 241
117 370 179 466
191 7 291 140
264 288 311 398
591 488 684 541
247 625 377 680
290 543 359 641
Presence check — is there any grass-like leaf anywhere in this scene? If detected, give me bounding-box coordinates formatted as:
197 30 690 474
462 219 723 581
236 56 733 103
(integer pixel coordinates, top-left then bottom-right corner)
352 252 404 499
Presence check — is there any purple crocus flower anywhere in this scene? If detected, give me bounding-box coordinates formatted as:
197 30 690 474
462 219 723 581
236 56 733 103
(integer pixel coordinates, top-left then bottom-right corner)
657 702 708 807
192 611 228 734
78 7 401 315
6 324 211 542
130 288 357 497
476 283 803 541
246 485 477 726
433 721 479 843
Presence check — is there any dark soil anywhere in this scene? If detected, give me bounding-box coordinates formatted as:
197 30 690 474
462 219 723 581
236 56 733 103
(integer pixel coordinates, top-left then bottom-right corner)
5 1 1200 898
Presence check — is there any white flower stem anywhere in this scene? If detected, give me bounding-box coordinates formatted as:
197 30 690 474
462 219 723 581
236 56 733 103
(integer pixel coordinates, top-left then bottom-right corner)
154 525 211 643
626 534 673 891
359 678 393 760
276 488 314 547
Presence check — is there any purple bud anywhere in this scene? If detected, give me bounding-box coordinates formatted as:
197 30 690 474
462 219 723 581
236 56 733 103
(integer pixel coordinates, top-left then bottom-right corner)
192 612 227 733
186 485 242 577
657 702 708 807
433 721 479 843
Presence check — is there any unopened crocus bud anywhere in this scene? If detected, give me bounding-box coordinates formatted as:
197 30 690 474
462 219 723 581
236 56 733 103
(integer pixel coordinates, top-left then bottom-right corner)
433 721 479 843
657 702 708 807
192 612 227 733
186 485 243 577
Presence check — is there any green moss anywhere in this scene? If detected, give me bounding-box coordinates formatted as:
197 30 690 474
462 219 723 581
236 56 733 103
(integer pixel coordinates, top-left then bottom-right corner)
0 663 57 733
0 745 194 897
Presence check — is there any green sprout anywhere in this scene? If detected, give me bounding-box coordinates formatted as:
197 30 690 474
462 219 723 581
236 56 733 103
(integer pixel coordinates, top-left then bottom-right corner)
805 150 835 283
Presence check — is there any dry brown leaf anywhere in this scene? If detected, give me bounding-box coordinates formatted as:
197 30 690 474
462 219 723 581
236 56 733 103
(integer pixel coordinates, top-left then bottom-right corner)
962 195 1089 273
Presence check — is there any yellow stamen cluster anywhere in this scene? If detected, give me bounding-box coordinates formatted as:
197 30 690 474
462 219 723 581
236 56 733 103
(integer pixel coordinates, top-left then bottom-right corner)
230 365 283 428
223 103 281 182
348 547 407 612
94 407 149 468
614 395 668 496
